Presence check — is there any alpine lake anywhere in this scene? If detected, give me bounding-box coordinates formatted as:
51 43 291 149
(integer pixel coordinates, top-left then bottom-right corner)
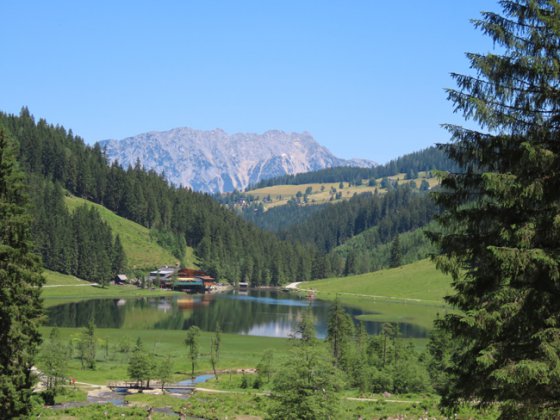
46 289 442 339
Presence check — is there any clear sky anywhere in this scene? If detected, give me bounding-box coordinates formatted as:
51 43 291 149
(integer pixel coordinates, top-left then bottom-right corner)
1 1 499 164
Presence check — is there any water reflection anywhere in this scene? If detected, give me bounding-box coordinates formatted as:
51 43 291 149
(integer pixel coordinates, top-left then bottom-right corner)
46 290 429 338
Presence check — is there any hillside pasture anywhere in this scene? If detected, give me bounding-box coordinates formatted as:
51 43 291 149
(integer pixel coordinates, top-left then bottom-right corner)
246 172 438 209
299 259 453 330
300 259 451 303
64 195 194 270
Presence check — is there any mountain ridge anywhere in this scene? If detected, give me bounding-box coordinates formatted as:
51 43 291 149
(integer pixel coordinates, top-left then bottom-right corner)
97 127 375 193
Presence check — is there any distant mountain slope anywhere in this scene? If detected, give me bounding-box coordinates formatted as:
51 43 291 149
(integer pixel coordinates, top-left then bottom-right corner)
98 128 375 193
249 146 459 189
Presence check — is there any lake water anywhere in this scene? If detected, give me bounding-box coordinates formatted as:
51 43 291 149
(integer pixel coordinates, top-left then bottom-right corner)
46 290 429 338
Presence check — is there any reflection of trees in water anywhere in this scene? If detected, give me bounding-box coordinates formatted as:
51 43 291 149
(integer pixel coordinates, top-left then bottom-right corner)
153 309 185 330
183 291 329 337
47 299 126 328
46 292 429 339
339 307 429 339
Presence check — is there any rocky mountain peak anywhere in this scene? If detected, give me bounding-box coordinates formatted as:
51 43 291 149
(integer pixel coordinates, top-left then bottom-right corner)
97 127 375 193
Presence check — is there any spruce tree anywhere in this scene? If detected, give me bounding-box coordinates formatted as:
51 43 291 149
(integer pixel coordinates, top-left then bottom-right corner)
327 298 355 367
389 236 402 268
429 1 560 417
0 128 44 417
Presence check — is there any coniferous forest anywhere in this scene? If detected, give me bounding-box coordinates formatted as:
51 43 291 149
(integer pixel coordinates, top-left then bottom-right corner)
0 109 319 286
249 146 460 189
1 108 446 285
5 1 560 419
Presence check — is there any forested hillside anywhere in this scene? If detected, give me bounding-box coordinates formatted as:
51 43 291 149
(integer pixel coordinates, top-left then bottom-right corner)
28 176 126 285
215 146 448 275
281 186 436 252
2 108 446 285
273 186 438 276
0 108 319 285
249 146 459 189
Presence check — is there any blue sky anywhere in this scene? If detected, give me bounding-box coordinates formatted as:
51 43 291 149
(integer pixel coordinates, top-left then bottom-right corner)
2 1 499 163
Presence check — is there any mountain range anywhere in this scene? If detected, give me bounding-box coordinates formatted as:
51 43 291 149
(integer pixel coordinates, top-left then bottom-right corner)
97 127 375 193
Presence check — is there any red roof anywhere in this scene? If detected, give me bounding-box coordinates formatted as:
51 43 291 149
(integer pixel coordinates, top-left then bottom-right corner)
178 268 208 277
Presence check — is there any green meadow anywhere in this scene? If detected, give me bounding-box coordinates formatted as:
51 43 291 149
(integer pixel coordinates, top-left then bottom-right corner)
300 259 451 302
299 259 453 331
38 326 291 385
64 195 198 270
246 172 439 209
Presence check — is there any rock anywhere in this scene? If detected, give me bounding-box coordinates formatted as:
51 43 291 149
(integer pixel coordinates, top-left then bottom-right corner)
97 127 375 193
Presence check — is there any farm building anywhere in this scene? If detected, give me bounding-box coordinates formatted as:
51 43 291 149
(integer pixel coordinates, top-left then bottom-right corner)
114 274 128 285
173 279 205 293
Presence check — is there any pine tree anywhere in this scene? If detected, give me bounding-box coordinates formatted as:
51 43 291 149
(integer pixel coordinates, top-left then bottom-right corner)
0 128 44 417
111 234 127 277
327 298 355 367
389 236 402 268
429 1 560 417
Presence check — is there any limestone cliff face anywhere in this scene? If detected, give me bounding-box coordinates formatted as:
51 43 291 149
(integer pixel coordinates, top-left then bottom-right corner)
98 127 375 193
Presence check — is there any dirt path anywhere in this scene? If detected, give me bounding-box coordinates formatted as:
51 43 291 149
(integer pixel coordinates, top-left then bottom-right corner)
286 283 444 306
43 283 98 288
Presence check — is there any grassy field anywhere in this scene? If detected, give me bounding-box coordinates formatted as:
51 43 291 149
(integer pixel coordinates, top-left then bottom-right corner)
245 172 440 209
64 195 196 270
43 269 91 286
38 326 292 385
299 260 453 330
300 259 451 303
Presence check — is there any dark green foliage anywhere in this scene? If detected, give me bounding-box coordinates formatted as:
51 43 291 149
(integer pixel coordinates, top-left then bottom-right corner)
282 186 437 254
233 200 324 232
72 205 113 286
149 227 185 262
332 226 437 276
426 319 454 396
28 177 116 285
0 128 44 418
275 186 437 277
250 146 460 189
429 1 560 417
1 109 320 286
327 298 355 367
389 236 402 268
111 234 127 277
240 374 250 389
